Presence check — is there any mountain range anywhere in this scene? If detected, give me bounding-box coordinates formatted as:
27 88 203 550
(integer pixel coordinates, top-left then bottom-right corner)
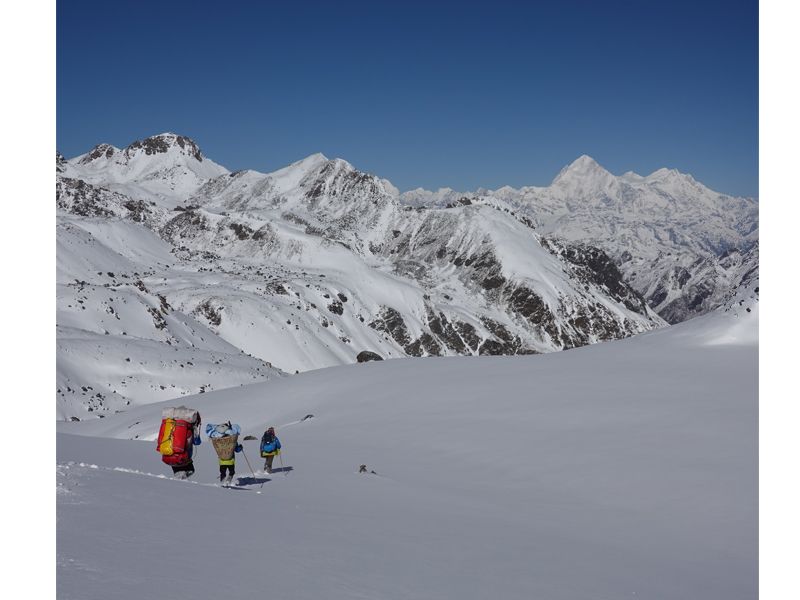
56 133 758 419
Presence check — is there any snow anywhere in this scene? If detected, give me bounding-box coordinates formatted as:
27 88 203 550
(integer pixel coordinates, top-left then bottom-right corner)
57 310 757 599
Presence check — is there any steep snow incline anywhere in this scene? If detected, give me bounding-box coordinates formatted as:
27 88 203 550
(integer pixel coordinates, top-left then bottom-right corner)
57 311 757 599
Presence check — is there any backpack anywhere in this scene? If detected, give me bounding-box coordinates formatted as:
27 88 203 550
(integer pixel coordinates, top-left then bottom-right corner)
260 432 281 457
156 407 200 466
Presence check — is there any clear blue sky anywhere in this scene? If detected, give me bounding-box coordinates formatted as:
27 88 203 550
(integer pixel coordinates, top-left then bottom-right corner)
57 0 758 197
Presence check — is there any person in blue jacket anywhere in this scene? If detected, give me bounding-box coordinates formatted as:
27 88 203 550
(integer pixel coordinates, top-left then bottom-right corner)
260 426 282 473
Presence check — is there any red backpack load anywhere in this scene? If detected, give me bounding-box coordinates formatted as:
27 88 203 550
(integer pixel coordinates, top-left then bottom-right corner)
156 406 201 467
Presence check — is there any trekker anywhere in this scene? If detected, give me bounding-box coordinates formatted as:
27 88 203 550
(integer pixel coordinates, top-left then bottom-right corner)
260 426 282 473
206 421 242 484
157 406 202 479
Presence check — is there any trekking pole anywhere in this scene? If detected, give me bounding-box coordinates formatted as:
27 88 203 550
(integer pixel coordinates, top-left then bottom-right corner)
241 448 257 479
240 448 265 489
279 451 288 476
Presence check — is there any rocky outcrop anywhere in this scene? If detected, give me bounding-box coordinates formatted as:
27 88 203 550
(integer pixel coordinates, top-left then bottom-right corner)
356 351 383 362
57 177 160 226
125 133 203 161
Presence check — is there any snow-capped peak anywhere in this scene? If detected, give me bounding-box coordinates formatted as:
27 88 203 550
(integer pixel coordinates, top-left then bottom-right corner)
620 170 644 182
75 143 121 165
298 152 329 165
551 155 610 185
550 155 618 198
63 132 228 209
644 166 698 185
123 132 204 162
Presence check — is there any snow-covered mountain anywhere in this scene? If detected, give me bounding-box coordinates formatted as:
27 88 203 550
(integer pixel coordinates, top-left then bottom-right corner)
57 133 756 419
61 132 228 208
402 155 759 323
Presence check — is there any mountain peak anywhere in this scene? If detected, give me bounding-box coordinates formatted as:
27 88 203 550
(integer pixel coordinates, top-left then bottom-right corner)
303 152 329 164
77 143 119 165
124 133 204 162
571 154 601 168
644 167 699 187
551 155 614 188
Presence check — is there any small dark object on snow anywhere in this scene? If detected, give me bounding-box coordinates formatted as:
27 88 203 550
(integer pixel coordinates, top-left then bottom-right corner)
359 464 378 474
356 351 383 363
301 414 314 422
242 435 258 441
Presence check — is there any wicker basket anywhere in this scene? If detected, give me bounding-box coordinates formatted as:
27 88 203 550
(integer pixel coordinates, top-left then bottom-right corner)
211 434 239 460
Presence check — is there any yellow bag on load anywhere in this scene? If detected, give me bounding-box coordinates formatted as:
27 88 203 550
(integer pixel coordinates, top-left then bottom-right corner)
157 418 176 455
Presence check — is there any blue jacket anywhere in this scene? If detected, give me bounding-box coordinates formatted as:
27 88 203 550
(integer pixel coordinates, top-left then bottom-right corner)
261 434 281 454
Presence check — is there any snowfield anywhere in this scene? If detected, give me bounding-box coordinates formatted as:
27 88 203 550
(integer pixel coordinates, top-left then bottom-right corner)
57 308 757 600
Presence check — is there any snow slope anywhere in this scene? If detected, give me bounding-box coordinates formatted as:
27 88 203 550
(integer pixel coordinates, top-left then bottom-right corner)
57 310 757 599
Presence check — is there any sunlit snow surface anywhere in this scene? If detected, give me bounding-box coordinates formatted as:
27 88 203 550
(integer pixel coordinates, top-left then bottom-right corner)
57 310 756 600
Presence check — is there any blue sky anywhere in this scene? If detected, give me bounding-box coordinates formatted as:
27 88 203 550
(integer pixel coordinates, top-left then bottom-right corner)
57 0 758 196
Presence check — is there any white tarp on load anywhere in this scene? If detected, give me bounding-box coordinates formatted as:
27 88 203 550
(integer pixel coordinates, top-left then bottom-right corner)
161 406 200 423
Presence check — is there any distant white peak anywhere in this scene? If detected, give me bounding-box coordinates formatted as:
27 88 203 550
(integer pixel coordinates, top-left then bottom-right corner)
551 155 612 186
620 170 644 182
294 152 329 168
270 153 332 179
644 167 700 188
492 185 519 195
647 167 678 179
123 133 204 162
77 143 120 165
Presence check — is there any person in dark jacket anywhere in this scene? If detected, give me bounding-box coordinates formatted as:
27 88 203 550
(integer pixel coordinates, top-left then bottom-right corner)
260 426 282 473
